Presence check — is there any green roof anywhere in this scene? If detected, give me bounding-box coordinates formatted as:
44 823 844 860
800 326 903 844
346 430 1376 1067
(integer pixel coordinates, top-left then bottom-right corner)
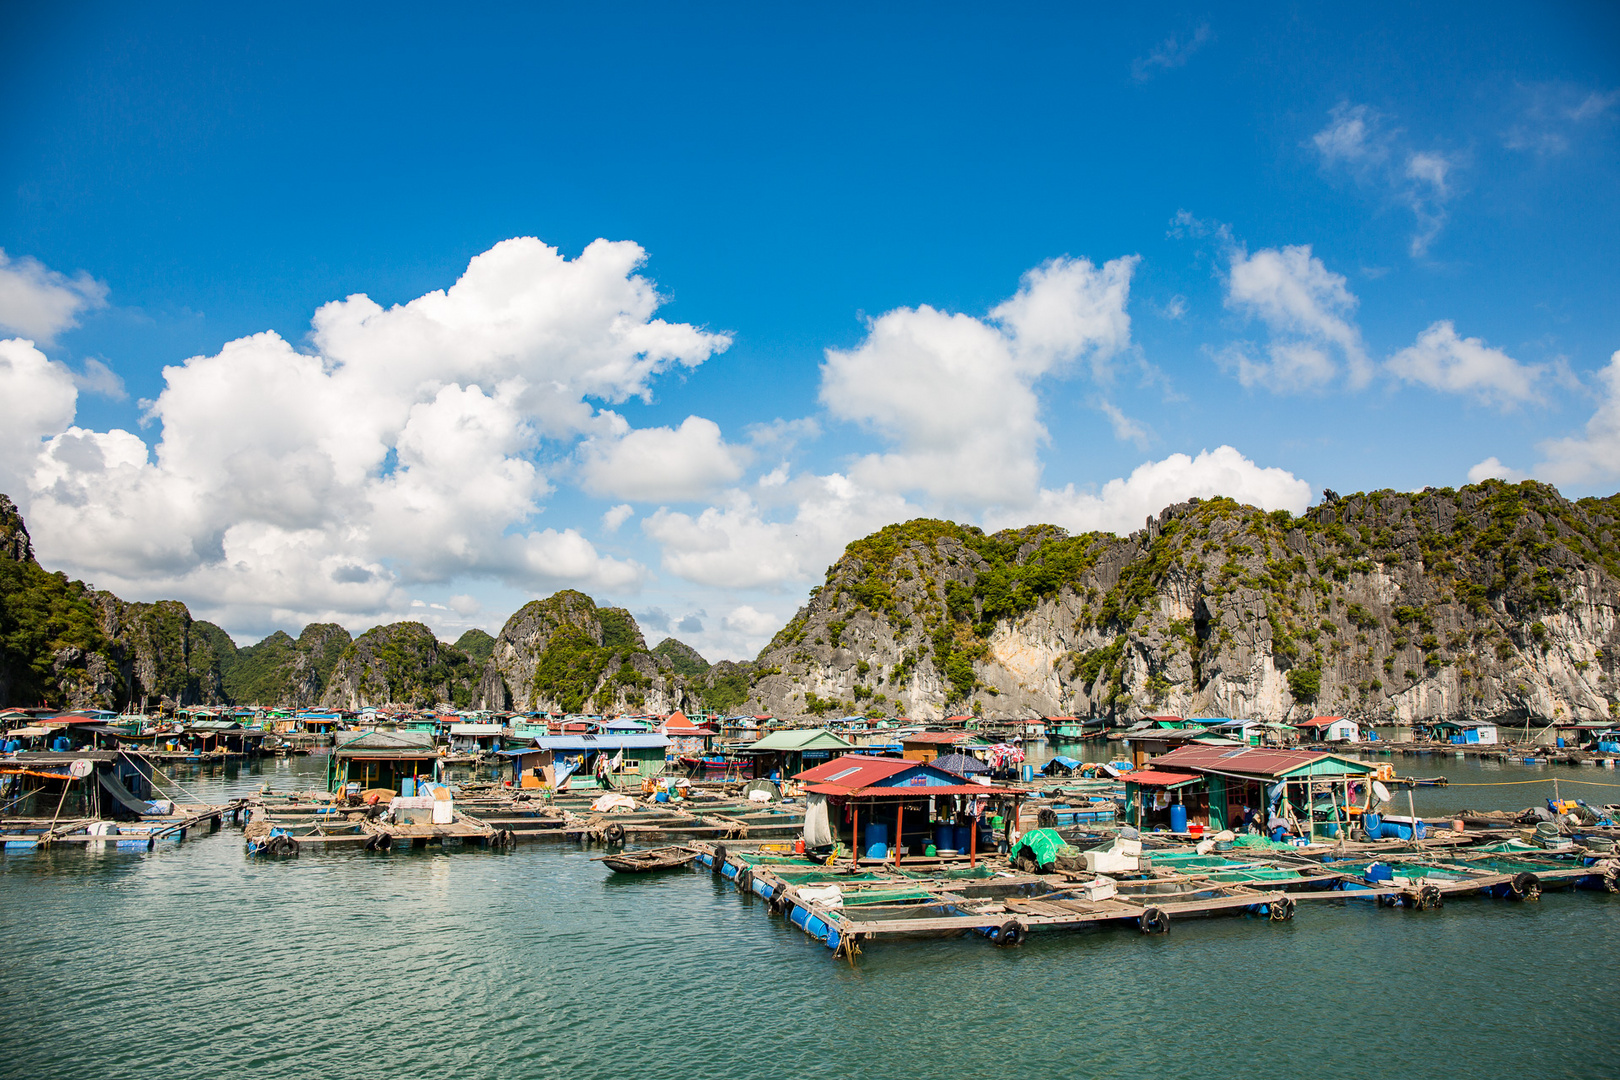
746 729 857 752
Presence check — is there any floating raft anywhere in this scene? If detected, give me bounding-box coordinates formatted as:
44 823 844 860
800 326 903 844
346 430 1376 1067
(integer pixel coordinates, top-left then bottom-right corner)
679 836 1620 958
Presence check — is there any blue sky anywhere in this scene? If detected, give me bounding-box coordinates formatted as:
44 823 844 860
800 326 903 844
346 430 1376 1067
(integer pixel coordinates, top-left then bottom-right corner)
2 3 1617 659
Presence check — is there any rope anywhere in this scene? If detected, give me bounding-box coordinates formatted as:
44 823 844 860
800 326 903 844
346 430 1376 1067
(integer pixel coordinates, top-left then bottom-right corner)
1440 778 1620 789
121 751 210 805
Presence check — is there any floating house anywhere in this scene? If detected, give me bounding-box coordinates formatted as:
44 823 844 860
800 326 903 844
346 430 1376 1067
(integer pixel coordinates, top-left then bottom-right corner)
0 749 164 820
516 733 670 788
1294 715 1360 743
1125 745 1377 837
496 746 556 789
794 754 1022 863
740 728 857 779
448 723 504 754
899 731 977 763
327 730 440 794
1429 719 1500 745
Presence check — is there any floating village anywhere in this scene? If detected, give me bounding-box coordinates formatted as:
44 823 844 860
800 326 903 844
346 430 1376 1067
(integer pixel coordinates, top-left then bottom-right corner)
4 704 1620 960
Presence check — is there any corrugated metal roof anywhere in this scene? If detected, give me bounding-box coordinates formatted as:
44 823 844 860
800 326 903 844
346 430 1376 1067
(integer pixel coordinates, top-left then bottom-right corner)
1150 745 1373 779
1124 769 1201 787
1296 716 1348 728
899 731 974 744
746 729 857 752
334 730 437 756
795 754 914 790
826 782 1020 797
449 724 503 736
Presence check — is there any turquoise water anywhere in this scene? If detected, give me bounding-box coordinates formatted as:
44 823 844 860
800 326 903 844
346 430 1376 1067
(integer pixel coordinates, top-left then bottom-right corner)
2 756 1617 1080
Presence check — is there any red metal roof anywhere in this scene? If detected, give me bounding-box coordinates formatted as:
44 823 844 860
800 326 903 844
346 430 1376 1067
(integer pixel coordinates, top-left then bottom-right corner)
899 731 973 744
1123 769 1201 787
795 754 914 789
1295 716 1346 727
1150 745 1370 779
794 754 1019 798
827 782 1021 798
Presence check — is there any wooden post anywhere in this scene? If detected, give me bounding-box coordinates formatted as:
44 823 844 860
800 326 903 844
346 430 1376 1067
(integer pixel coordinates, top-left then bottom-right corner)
895 801 904 866
851 799 859 867
969 804 978 868
1407 785 1420 848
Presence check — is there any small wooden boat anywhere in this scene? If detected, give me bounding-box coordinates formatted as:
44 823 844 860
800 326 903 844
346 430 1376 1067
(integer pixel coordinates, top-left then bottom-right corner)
600 846 698 874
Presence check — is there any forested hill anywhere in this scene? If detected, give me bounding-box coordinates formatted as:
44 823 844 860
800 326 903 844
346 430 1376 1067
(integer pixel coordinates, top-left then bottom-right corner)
738 480 1620 725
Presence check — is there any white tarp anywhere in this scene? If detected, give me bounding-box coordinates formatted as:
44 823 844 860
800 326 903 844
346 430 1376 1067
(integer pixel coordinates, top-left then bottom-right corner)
803 791 833 848
797 884 843 909
592 793 638 813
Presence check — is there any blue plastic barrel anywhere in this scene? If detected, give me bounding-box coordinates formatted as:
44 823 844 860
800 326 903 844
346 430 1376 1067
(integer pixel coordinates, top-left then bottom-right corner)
954 824 973 852
1364 812 1382 834
1169 804 1188 832
1022 764 1034 782
934 823 954 851
1557 737 1566 748
400 777 416 797
864 823 888 859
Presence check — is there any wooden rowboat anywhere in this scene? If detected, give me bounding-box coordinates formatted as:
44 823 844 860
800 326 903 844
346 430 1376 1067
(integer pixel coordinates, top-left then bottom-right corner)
600 846 698 874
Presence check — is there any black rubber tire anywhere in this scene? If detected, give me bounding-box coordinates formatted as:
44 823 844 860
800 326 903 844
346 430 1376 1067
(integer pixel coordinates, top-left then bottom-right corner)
378 834 392 851
1139 907 1169 934
1269 896 1296 921
286 838 300 856
1037 808 1058 829
736 867 753 893
995 920 1025 947
605 823 625 845
1511 872 1541 901
711 843 728 873
770 881 788 911
1604 869 1620 894
1418 884 1443 911
364 834 380 852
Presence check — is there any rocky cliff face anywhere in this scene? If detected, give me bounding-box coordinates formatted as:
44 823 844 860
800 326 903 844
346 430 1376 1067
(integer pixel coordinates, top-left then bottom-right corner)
741 481 1620 726
475 591 697 714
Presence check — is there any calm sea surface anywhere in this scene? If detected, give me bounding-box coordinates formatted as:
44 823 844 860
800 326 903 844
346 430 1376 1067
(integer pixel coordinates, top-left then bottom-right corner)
2 750 1618 1080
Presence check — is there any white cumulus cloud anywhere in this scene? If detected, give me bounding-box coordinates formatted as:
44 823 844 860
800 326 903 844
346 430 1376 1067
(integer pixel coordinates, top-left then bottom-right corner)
643 473 921 589
0 338 79 500
579 414 748 502
1388 321 1545 410
819 255 1138 510
1006 446 1313 535
0 251 108 343
1222 245 1369 391
1531 350 1620 487
21 237 731 629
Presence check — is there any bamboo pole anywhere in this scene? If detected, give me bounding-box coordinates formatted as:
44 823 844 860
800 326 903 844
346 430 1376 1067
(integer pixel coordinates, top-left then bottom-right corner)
851 799 859 867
